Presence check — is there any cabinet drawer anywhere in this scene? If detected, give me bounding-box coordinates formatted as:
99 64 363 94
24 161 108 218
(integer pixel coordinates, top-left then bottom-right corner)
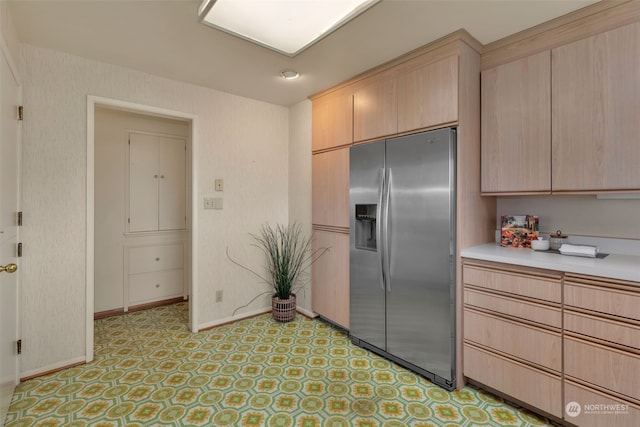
565 336 640 401
128 243 184 274
464 309 561 371
565 380 640 427
463 264 561 303
464 343 562 417
129 270 184 304
464 288 561 328
565 311 640 350
565 281 640 322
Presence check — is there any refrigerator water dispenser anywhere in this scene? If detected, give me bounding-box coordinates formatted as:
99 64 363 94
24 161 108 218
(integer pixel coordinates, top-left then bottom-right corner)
355 204 377 251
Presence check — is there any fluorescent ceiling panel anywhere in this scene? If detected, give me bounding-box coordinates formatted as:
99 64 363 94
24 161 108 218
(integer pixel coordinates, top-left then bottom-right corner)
198 0 380 57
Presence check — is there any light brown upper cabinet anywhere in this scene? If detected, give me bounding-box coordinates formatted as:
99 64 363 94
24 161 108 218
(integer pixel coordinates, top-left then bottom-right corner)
353 77 398 142
312 147 350 228
311 91 353 152
397 55 459 134
552 21 640 192
481 51 551 194
353 55 460 143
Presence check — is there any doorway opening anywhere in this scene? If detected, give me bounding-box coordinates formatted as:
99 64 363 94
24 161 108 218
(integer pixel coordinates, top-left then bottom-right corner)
86 96 199 363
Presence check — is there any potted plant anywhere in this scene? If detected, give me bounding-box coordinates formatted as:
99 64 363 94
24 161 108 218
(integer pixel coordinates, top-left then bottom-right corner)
229 222 324 322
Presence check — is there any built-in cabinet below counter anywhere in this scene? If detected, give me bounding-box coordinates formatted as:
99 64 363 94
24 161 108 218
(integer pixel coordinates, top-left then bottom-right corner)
461 257 640 425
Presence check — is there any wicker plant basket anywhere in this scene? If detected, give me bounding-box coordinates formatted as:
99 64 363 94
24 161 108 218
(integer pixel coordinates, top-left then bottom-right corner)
272 294 296 323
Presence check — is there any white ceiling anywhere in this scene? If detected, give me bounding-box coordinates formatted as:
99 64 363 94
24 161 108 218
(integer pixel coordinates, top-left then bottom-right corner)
9 0 598 107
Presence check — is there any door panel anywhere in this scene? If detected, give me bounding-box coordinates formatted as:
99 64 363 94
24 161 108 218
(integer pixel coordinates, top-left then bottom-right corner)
385 129 455 381
349 140 386 350
1 51 20 421
129 133 159 232
158 136 186 231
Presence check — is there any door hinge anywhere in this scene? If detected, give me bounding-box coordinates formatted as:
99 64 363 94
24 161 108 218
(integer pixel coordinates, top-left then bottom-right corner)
17 242 22 257
17 339 22 355
17 211 23 226
17 106 23 121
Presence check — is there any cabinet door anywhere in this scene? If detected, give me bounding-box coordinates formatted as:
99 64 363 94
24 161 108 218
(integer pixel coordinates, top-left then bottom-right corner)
353 78 397 142
312 148 349 228
552 22 640 191
158 136 186 230
397 55 458 133
312 229 349 328
129 270 184 305
129 133 186 233
312 92 353 152
481 51 551 193
129 133 160 232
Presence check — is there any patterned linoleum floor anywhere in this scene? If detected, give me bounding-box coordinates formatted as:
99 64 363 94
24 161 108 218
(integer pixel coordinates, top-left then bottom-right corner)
5 302 552 426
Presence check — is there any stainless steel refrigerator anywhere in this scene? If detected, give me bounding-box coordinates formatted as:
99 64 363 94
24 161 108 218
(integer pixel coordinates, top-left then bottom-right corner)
349 127 456 390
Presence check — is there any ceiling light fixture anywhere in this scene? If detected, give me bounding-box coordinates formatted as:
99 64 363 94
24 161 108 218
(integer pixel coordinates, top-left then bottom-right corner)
281 70 300 80
198 0 380 57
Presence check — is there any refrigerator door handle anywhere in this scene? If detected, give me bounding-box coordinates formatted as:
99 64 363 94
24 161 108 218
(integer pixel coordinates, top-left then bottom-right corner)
383 168 392 292
377 168 386 291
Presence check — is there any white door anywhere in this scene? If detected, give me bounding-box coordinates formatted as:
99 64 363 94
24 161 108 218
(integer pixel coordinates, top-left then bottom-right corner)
0 51 20 421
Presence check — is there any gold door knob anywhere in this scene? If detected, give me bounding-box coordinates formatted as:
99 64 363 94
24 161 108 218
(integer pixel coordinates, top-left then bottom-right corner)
0 263 17 273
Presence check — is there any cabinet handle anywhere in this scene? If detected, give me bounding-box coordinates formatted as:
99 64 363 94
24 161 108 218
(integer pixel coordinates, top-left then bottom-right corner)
154 174 158 178
156 284 160 288
155 257 160 261
160 175 165 179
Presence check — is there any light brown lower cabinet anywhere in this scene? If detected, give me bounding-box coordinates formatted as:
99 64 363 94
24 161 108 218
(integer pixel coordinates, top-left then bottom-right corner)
462 260 563 418
463 261 640 425
563 274 640 427
311 228 349 329
464 343 562 417
564 380 640 427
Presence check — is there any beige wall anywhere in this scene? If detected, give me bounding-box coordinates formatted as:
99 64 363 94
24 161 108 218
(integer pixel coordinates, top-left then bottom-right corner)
497 195 640 239
20 44 293 375
0 1 19 68
94 107 190 312
287 100 312 311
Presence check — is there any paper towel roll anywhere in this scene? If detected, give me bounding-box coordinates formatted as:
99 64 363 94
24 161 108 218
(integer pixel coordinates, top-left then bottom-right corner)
558 244 598 258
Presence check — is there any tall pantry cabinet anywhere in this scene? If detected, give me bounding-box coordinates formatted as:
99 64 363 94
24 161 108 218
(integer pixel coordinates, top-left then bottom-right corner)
94 108 189 316
126 132 188 309
309 31 496 383
310 87 352 329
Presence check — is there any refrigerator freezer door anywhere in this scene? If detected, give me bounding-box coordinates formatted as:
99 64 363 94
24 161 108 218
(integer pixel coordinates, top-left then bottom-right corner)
384 129 456 383
349 140 386 351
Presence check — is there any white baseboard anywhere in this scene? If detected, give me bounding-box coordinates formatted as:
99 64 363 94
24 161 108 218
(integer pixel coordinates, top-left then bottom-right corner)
198 305 319 331
197 307 271 331
296 306 318 318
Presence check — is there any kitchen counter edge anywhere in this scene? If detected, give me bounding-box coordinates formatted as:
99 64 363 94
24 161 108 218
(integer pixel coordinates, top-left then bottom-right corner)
461 243 640 284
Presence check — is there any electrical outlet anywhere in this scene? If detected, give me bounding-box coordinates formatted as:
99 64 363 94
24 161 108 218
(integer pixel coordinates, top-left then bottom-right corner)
215 290 223 302
215 179 224 192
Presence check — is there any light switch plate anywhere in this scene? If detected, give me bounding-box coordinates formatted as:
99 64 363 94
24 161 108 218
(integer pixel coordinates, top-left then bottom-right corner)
213 198 223 210
215 179 224 192
204 197 215 209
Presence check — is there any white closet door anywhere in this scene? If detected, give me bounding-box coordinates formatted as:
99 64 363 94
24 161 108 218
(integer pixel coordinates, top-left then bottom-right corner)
158 136 186 230
129 133 159 232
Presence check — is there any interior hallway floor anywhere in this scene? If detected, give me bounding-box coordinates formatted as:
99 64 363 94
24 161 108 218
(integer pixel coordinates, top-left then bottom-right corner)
4 302 552 426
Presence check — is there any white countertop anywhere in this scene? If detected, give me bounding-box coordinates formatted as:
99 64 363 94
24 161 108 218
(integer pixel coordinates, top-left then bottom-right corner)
461 243 640 283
